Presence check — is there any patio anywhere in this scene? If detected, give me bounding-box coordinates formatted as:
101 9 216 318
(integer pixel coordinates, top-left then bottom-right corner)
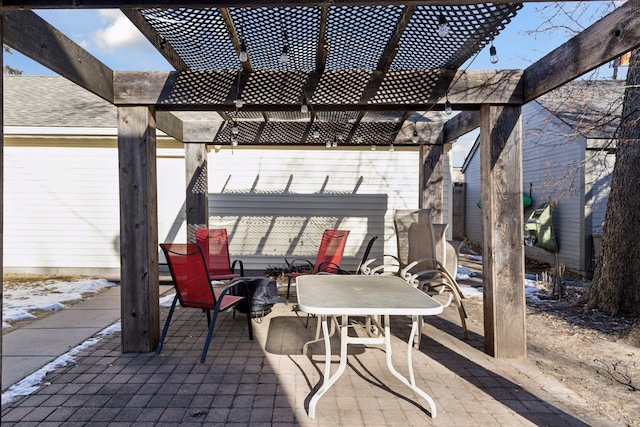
1 274 611 426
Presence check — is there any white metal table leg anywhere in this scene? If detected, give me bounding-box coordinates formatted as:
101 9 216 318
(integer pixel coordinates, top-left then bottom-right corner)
382 314 437 418
308 314 349 418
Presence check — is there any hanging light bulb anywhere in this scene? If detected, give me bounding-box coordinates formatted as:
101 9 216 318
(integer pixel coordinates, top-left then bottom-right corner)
437 13 450 38
231 121 239 135
412 127 419 143
301 97 308 114
239 39 248 62
280 44 289 64
313 125 320 139
234 93 243 109
445 98 453 116
231 134 238 146
332 135 338 148
389 143 394 152
489 43 499 64
371 143 376 151
326 140 331 148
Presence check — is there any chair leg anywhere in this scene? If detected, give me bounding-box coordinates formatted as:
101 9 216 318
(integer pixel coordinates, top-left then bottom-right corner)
246 309 254 341
286 276 292 305
448 288 469 340
200 307 222 363
156 295 178 354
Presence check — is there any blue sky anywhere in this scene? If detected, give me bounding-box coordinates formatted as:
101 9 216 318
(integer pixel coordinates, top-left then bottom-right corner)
4 2 627 165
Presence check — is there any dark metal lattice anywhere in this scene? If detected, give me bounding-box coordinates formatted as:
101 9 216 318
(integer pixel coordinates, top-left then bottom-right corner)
131 3 524 146
352 121 398 145
370 70 442 104
160 71 237 105
391 3 523 70
312 71 372 104
324 5 405 71
230 7 320 71
140 8 239 70
242 70 309 104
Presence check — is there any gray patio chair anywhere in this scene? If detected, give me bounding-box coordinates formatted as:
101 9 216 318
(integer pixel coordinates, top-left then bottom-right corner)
393 209 468 340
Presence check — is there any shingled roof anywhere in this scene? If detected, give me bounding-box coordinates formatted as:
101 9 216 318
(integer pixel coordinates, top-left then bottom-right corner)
4 76 116 129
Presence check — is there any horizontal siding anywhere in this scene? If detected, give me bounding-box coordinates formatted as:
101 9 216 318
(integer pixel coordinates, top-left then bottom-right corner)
522 102 586 271
5 142 423 274
204 147 419 272
464 102 590 271
464 142 482 245
5 144 187 271
586 146 614 234
4 146 122 269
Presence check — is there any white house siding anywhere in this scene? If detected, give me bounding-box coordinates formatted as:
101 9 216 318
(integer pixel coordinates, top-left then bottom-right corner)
441 143 454 241
522 101 587 272
463 101 590 272
4 138 421 275
4 141 121 274
205 146 420 273
463 141 482 245
585 141 614 235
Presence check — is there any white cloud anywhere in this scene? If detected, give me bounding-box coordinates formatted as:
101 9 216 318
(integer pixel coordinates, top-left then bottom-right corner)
94 10 149 51
450 129 479 167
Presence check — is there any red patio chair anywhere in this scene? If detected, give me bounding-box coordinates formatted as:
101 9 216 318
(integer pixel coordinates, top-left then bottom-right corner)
195 228 244 280
285 229 350 304
157 243 253 363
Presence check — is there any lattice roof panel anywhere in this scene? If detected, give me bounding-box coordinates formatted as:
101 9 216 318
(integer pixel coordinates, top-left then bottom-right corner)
131 2 524 146
391 3 523 70
230 7 320 71
325 5 405 71
140 8 239 71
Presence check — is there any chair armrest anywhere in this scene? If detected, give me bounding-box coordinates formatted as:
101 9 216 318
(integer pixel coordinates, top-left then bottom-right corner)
231 259 245 276
316 261 348 274
217 280 251 311
285 258 314 274
360 255 400 275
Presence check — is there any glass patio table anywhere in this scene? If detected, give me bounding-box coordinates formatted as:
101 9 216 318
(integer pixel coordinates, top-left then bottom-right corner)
296 274 443 418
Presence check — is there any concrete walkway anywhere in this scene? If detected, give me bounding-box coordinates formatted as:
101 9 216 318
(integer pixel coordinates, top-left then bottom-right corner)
1 274 621 426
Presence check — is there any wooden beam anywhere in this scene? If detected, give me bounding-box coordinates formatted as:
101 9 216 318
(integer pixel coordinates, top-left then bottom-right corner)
113 69 524 109
524 0 640 103
0 1 556 10
315 6 329 73
181 117 227 143
480 104 526 358
1 9 5 386
185 144 209 243
117 106 160 353
156 111 184 141
441 110 479 143
120 8 187 72
376 5 416 71
219 8 253 73
3 10 114 102
419 139 445 221
394 118 444 145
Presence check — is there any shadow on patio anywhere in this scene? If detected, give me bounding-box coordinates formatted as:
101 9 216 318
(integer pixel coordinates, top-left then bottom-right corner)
1 282 607 427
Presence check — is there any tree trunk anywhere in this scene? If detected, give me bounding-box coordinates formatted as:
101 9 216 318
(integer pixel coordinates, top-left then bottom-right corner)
582 48 640 318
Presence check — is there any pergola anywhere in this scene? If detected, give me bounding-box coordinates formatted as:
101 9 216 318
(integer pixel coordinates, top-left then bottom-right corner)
1 1 639 360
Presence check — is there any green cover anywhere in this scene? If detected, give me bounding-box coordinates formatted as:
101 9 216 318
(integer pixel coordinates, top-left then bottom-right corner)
524 203 558 253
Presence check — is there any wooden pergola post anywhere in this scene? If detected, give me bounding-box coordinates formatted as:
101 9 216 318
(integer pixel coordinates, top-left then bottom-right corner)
1 10 4 384
185 143 209 243
480 104 526 358
419 138 444 222
118 106 160 353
